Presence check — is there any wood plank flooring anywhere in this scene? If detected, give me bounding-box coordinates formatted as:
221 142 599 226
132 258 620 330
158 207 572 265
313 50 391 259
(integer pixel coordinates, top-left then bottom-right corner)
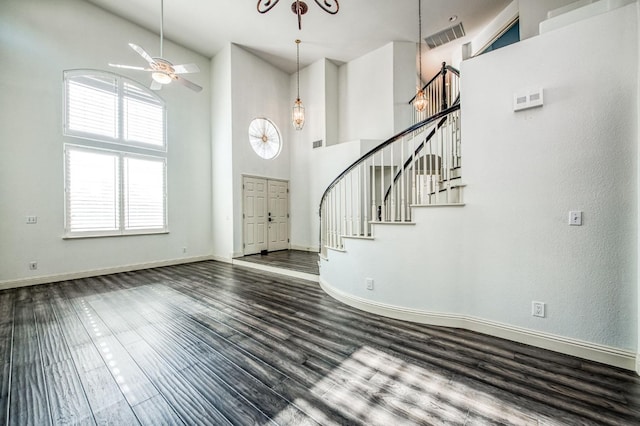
0 260 639 425
239 250 319 275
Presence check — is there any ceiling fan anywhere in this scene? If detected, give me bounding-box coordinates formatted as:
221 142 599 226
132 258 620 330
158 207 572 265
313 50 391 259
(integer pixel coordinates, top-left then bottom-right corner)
109 0 202 92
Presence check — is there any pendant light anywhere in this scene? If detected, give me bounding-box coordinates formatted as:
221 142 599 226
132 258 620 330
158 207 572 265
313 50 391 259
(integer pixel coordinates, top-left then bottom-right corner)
292 39 305 130
414 0 427 112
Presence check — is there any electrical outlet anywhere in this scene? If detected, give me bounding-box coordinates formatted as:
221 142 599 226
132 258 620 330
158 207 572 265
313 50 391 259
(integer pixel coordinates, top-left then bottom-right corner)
29 261 38 270
532 301 545 318
26 216 37 224
365 278 374 290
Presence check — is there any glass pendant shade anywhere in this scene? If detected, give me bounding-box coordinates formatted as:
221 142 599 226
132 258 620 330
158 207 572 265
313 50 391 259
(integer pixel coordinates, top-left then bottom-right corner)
414 88 427 112
292 98 305 130
152 72 172 85
292 39 305 131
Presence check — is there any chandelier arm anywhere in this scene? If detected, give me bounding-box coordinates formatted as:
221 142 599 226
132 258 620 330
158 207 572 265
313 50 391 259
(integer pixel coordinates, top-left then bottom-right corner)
313 0 339 14
257 0 280 14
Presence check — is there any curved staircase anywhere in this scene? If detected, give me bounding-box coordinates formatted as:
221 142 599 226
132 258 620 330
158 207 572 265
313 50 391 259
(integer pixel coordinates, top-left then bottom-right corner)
319 63 462 256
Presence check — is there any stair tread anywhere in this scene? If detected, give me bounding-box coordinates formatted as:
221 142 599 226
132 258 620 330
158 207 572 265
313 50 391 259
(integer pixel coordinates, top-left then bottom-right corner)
370 221 416 225
409 202 465 208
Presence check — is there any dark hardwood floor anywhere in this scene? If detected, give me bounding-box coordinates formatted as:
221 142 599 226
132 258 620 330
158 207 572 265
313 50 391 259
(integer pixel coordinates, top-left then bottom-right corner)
1 260 639 425
239 250 319 275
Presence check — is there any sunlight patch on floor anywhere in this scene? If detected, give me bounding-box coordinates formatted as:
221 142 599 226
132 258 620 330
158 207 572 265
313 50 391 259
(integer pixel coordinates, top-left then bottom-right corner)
290 345 540 425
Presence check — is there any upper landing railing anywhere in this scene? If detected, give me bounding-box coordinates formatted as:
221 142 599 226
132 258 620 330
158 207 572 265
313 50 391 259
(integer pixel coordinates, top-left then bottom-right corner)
409 62 460 126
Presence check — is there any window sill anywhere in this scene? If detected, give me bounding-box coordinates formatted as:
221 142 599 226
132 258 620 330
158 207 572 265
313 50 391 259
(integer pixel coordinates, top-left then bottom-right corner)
63 230 169 240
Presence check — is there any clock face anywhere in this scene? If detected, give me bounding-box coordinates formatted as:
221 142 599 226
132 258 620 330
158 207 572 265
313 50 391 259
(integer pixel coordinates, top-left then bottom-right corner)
248 117 281 159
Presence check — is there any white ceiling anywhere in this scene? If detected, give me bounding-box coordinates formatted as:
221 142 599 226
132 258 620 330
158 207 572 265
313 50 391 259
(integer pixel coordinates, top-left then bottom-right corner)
86 0 512 74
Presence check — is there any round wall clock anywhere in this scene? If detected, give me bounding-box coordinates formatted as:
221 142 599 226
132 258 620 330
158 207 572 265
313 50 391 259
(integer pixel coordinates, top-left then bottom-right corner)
248 117 281 159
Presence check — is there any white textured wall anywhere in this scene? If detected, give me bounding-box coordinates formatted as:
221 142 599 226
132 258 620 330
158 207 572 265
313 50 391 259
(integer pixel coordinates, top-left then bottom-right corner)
325 60 339 147
290 42 417 250
211 45 234 260
519 0 582 39
300 59 328 148
392 42 417 135
290 140 365 251
230 44 291 257
0 0 212 284
289 59 324 251
321 3 638 354
338 43 395 142
637 0 640 374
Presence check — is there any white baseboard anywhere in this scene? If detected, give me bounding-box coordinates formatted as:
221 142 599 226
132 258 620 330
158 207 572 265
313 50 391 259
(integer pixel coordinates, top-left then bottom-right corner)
0 255 214 291
211 255 233 264
290 244 319 253
320 278 637 372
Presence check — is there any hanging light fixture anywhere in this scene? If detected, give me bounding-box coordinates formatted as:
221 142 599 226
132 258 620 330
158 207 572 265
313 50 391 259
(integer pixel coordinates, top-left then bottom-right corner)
257 0 339 30
414 0 427 112
292 39 305 130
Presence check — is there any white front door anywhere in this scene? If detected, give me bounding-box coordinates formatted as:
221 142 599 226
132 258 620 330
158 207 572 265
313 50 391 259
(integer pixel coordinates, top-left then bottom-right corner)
243 177 289 254
243 176 268 255
268 180 289 251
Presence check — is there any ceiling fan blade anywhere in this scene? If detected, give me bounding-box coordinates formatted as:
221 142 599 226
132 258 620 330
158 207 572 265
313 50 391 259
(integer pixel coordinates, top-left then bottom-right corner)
108 63 152 71
172 63 200 74
129 43 155 64
150 80 162 91
175 76 202 92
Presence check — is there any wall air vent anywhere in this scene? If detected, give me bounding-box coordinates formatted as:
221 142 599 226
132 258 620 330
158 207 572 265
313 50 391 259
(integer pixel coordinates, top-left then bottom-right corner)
312 140 323 149
424 23 466 49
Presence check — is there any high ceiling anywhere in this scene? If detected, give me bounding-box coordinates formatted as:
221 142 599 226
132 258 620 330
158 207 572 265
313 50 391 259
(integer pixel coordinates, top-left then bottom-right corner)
86 0 511 74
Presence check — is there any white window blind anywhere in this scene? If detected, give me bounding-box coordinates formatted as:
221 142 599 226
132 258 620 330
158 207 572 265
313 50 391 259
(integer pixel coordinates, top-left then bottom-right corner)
123 82 165 147
65 147 120 233
64 70 166 149
66 75 118 139
123 156 166 230
63 70 168 237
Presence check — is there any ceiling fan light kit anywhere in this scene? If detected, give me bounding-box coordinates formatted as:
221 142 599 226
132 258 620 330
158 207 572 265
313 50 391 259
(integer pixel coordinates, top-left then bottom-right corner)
109 0 202 92
151 72 172 85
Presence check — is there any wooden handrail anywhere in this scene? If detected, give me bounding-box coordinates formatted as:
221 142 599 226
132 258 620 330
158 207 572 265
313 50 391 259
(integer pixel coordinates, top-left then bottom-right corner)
319 102 461 212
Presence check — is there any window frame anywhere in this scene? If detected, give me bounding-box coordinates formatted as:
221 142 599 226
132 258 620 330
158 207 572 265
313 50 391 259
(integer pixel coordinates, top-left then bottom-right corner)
63 69 167 152
63 69 169 238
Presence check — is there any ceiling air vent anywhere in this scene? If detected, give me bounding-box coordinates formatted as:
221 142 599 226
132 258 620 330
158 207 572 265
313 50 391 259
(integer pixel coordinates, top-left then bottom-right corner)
424 23 465 49
312 140 323 149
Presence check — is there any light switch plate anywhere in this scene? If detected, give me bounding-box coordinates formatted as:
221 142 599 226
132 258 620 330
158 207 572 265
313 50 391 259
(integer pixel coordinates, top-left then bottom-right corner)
569 211 582 226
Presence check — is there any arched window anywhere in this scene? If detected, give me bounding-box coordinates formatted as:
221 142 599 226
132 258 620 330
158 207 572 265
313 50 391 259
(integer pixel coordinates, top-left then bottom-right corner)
63 70 167 237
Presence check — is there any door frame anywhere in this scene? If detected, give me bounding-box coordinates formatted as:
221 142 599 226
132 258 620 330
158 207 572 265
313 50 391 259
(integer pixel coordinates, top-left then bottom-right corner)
242 174 290 255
